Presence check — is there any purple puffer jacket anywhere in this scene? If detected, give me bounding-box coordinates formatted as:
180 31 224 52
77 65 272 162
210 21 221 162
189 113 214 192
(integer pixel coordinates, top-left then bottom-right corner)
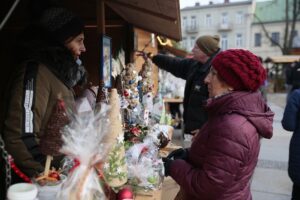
169 91 274 200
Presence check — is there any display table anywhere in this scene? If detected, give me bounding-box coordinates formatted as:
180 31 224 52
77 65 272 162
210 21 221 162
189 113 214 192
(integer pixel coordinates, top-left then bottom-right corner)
163 98 183 104
163 98 184 131
135 189 162 200
135 176 180 200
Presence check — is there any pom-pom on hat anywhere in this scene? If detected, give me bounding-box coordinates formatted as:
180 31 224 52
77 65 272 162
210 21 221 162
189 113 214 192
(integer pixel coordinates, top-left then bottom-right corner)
196 35 220 56
212 49 266 92
39 7 84 43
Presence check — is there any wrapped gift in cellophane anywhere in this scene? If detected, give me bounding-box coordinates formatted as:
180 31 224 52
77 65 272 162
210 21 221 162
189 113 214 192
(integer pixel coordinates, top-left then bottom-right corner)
125 138 164 193
57 102 112 200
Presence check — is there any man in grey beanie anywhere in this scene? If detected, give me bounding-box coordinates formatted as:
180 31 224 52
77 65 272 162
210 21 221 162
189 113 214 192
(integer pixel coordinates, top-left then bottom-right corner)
150 35 220 136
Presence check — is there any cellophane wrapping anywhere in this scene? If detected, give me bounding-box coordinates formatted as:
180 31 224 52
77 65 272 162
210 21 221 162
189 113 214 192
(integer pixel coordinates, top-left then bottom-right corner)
57 104 111 200
125 138 164 191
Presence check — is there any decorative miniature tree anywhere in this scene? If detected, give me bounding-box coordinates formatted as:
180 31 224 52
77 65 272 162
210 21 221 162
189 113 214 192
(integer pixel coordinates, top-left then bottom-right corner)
102 89 128 188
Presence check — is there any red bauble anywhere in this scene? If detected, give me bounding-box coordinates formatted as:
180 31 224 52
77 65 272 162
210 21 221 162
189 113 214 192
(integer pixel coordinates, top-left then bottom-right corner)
124 90 129 97
48 171 61 181
117 187 133 200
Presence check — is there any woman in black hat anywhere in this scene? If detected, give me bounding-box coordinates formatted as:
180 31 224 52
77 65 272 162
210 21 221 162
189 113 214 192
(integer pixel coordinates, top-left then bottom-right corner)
1 1 87 185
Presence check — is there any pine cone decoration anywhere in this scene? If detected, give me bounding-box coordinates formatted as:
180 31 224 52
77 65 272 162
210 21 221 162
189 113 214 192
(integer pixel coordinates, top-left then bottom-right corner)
96 80 106 103
40 99 69 156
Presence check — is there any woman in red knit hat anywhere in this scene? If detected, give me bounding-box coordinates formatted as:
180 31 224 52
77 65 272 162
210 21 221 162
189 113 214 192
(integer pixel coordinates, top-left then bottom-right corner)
163 49 274 200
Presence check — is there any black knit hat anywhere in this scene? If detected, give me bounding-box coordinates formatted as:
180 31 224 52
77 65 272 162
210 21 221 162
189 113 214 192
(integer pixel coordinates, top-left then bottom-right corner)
39 7 84 43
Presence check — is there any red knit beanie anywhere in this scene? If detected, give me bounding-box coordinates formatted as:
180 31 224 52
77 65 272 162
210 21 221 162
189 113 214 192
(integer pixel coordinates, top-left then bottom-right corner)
212 49 266 92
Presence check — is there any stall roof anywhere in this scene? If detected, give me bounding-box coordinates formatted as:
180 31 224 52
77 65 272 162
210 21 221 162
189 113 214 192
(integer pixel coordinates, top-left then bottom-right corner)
105 0 182 41
265 55 300 64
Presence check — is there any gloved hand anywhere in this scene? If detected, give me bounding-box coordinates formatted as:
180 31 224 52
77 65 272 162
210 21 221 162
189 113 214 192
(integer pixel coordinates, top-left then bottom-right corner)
162 157 173 177
167 148 188 160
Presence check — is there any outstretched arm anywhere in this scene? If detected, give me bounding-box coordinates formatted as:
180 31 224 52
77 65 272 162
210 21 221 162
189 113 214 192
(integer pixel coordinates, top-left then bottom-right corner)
152 54 196 80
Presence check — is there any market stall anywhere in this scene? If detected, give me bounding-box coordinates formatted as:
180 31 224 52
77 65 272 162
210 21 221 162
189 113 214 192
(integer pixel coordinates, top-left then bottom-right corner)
265 55 300 92
1 0 183 199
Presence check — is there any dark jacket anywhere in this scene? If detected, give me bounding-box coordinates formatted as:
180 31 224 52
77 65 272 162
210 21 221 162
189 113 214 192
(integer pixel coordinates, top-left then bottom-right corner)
1 31 81 181
282 89 300 185
152 54 216 133
169 91 274 200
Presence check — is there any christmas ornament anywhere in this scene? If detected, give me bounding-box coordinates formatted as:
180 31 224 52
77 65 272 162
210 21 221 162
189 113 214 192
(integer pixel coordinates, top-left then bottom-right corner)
117 187 134 200
39 96 69 180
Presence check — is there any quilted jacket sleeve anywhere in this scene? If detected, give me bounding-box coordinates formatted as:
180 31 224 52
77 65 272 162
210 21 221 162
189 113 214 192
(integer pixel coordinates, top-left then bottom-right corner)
282 90 300 131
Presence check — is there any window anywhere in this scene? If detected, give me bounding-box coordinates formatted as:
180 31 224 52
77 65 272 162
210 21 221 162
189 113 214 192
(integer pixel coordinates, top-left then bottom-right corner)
236 11 243 24
292 30 300 47
271 32 280 46
182 16 187 28
236 33 243 47
292 30 298 38
191 16 197 29
221 34 228 50
181 37 187 49
255 33 261 47
190 36 196 49
205 14 212 26
221 13 228 25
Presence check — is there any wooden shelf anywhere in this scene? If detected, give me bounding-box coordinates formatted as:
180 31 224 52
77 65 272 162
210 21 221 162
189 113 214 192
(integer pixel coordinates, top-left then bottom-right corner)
163 98 183 103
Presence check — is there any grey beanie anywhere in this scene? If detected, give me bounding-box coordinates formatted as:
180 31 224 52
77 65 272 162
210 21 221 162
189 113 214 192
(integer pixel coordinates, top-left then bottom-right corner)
196 35 220 56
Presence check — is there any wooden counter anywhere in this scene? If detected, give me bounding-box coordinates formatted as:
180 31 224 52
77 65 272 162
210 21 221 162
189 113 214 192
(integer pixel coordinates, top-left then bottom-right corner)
163 98 183 103
135 189 162 200
135 177 180 200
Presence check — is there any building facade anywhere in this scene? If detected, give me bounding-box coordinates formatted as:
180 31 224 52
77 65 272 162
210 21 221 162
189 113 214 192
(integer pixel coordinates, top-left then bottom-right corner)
251 0 300 59
180 0 254 51
180 0 300 60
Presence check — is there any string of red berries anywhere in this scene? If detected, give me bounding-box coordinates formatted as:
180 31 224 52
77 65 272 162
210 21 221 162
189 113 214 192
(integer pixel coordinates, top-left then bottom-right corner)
9 156 32 183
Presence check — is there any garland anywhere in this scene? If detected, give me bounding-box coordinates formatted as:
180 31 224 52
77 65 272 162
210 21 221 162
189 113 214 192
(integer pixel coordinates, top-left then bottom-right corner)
9 156 32 183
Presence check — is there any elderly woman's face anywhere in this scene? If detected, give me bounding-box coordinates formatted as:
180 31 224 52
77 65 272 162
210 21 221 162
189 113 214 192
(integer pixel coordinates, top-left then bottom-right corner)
65 33 86 60
204 67 232 98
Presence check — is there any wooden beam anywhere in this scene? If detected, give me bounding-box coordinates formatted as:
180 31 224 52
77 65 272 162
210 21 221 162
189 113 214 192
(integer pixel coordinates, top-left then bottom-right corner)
96 0 105 92
84 19 126 28
106 19 127 26
96 0 105 34
106 1 176 21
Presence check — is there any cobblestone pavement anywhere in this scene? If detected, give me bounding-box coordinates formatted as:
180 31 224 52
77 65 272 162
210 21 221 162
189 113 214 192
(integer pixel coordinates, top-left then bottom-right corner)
267 93 287 109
